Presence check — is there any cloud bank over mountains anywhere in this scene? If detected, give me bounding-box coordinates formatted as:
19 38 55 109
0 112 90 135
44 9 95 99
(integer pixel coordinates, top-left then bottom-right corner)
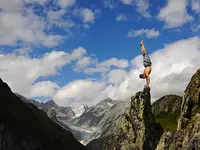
1 37 200 106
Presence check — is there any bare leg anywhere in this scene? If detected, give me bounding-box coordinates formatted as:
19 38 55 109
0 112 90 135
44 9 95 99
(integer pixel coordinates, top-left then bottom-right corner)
146 74 150 86
144 67 151 86
140 40 147 55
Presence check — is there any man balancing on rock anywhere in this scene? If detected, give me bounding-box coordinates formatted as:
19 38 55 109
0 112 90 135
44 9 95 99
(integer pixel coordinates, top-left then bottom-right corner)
139 40 152 88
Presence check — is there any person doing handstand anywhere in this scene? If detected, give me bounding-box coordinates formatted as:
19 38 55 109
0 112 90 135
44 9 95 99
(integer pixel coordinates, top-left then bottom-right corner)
139 40 152 88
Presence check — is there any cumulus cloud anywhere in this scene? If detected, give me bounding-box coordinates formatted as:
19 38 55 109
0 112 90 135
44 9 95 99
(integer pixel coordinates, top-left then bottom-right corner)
0 47 86 98
29 81 60 97
103 0 118 9
135 0 151 18
53 80 106 106
42 35 64 48
0 0 95 49
73 8 95 24
107 69 128 84
57 0 76 8
0 0 63 47
158 0 193 28
71 47 87 59
191 0 200 13
73 56 97 72
120 0 151 18
83 58 129 75
14 47 32 55
128 28 160 39
116 13 128 21
121 0 133 5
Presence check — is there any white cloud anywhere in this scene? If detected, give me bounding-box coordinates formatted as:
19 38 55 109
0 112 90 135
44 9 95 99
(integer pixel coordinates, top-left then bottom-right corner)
14 47 32 55
71 47 87 59
191 0 200 13
29 81 60 97
73 8 95 24
83 58 129 75
0 0 65 48
101 58 129 68
42 35 64 48
46 9 75 30
57 0 76 8
53 80 106 106
116 13 128 21
107 69 128 84
0 47 86 98
103 0 118 9
25 0 47 5
158 0 193 28
135 0 151 18
128 28 160 39
73 56 97 72
121 0 133 5
76 57 93 68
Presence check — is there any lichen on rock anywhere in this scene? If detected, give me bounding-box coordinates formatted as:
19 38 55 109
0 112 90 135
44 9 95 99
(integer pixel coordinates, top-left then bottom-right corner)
94 88 163 150
156 68 200 150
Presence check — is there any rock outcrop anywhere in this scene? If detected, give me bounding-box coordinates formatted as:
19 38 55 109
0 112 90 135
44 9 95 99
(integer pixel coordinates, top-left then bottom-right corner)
87 88 163 150
0 78 86 150
156 68 200 150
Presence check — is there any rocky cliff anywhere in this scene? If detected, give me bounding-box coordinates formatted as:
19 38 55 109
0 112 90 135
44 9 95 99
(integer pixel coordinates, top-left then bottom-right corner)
0 78 86 150
87 88 163 150
156 68 200 150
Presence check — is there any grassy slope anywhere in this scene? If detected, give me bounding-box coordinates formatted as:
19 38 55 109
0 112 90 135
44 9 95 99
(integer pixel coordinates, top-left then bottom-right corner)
154 109 181 131
152 95 182 131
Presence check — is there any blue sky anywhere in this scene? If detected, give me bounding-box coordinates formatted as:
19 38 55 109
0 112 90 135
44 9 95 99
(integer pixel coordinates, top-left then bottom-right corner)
0 0 200 107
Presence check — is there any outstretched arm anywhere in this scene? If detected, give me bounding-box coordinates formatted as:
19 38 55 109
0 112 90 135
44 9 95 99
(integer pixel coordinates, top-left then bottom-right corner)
140 40 147 55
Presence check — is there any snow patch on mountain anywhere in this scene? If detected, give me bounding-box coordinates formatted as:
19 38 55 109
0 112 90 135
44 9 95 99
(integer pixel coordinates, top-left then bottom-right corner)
72 104 89 117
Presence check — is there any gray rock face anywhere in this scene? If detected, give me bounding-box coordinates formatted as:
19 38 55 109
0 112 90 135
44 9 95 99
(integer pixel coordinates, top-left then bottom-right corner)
156 68 200 150
87 88 163 150
0 78 86 150
72 98 118 128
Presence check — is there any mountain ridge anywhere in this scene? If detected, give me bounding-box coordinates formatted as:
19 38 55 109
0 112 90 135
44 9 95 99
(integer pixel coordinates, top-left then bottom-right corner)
0 78 86 150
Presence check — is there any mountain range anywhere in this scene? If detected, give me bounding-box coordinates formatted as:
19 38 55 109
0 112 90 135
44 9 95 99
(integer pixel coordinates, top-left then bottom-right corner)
0 68 199 150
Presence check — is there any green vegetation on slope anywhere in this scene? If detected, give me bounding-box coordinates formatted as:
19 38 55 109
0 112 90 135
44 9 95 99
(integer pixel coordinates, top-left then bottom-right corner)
152 95 182 131
154 110 181 131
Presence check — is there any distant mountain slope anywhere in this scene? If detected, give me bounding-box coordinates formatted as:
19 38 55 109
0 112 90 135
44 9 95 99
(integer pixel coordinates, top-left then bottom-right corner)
0 78 86 150
73 104 89 117
152 95 182 131
72 98 118 128
97 101 130 137
69 98 129 144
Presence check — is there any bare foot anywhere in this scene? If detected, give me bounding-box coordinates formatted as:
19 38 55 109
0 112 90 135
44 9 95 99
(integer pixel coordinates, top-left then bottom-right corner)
140 40 144 46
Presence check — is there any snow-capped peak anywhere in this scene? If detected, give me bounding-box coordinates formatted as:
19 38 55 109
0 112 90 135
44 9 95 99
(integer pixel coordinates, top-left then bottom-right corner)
107 102 113 107
72 104 88 118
